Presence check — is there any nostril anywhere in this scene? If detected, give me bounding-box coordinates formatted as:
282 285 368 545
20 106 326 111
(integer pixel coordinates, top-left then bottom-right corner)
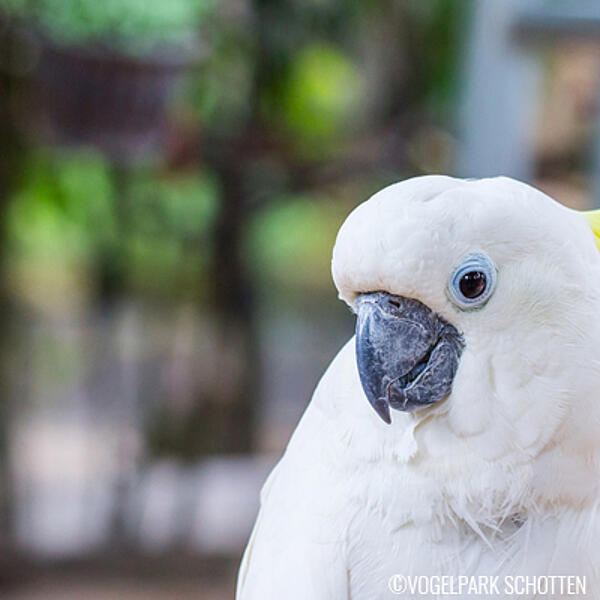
388 299 401 309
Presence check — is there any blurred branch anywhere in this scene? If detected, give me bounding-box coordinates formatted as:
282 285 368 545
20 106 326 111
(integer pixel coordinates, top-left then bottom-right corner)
200 114 419 206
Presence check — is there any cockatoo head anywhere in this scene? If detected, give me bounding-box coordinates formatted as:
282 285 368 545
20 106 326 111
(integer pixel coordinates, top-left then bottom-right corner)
332 175 600 463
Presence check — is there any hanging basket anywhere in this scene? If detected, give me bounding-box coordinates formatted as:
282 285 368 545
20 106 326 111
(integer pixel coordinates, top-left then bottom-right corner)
25 32 201 164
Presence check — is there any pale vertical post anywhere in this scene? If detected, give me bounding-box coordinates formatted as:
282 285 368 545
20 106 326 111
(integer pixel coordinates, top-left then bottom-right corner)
457 0 542 182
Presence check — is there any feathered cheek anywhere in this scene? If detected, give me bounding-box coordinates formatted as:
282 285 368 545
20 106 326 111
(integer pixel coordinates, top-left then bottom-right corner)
446 349 492 437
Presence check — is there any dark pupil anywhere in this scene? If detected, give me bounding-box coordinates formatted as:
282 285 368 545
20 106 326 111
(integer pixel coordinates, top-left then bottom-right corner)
459 271 486 299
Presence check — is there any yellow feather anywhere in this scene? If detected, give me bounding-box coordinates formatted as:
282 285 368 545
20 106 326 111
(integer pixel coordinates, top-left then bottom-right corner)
584 210 600 251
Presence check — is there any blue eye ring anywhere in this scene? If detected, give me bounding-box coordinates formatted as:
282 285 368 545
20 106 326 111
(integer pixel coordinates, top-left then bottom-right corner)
448 252 497 310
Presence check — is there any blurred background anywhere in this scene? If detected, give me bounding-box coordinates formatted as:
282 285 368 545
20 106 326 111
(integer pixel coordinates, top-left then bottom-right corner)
0 0 599 597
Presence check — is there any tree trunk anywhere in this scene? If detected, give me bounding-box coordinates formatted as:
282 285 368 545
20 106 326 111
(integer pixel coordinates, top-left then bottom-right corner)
0 27 25 547
209 159 259 454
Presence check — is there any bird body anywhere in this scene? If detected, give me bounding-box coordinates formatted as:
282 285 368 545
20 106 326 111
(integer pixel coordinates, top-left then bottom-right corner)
237 176 600 599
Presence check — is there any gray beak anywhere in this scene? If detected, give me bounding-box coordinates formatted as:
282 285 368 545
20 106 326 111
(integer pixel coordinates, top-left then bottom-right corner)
355 292 464 424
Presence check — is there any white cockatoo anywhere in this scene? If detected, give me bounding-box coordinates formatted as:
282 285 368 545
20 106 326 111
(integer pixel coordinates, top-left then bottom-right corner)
236 176 600 599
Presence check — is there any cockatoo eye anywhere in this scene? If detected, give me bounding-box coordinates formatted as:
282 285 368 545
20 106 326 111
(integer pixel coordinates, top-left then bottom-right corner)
459 272 486 298
448 253 497 309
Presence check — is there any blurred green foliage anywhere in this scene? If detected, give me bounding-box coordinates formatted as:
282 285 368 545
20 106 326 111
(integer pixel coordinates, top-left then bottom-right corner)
247 193 348 292
7 147 358 309
3 0 214 54
2 0 467 308
280 43 364 150
125 171 218 297
8 151 218 306
186 33 255 131
411 0 469 117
